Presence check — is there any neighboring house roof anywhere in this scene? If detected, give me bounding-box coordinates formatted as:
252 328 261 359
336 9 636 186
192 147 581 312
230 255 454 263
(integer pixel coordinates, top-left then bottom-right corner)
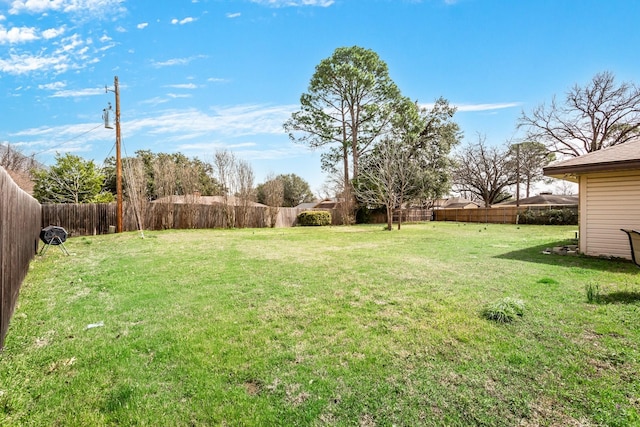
544 138 640 181
295 201 320 210
6 170 34 195
498 194 579 206
432 197 480 209
313 198 340 209
153 195 267 207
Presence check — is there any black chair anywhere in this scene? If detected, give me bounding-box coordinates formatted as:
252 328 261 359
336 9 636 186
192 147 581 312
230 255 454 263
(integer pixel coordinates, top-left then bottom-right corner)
621 229 640 267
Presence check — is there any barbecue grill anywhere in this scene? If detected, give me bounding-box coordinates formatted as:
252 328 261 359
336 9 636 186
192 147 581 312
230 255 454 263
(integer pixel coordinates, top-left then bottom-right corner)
39 226 69 255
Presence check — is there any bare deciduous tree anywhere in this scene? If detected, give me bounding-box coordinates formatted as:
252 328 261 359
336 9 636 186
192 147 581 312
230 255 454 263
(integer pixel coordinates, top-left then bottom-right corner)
213 150 237 228
356 138 419 230
452 136 517 207
519 71 640 157
123 157 149 236
0 144 37 172
152 155 178 229
235 159 255 228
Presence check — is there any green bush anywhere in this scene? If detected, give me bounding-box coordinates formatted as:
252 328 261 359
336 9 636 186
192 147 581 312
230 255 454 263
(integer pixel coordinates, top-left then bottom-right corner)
297 210 331 226
481 297 525 323
519 208 578 225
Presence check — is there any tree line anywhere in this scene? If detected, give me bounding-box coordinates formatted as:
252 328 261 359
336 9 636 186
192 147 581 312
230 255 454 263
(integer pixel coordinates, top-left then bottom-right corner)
285 47 640 228
0 147 316 227
3 48 639 230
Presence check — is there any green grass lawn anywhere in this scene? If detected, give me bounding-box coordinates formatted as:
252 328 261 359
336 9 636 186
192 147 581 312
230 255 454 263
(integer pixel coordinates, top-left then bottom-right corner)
1 223 639 426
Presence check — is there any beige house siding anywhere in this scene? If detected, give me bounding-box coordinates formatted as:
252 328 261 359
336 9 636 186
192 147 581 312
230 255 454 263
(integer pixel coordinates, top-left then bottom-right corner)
579 171 640 259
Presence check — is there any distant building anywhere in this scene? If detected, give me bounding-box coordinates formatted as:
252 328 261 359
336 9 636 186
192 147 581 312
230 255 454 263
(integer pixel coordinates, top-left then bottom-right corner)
431 197 480 209
497 193 578 206
6 170 34 195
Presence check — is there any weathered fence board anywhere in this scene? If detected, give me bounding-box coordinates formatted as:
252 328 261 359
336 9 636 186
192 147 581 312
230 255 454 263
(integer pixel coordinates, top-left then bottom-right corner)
0 167 41 349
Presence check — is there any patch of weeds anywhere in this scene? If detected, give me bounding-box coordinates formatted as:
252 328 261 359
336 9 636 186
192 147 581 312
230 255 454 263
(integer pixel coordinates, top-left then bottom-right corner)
0 391 12 415
537 277 558 285
586 283 600 304
481 298 525 323
102 383 136 413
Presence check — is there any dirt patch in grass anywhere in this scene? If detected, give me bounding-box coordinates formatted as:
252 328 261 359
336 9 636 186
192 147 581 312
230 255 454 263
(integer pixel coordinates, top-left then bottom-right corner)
244 381 260 396
521 397 593 426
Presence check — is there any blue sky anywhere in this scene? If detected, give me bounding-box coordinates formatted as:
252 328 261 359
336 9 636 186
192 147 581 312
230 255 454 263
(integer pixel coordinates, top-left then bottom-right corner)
1 0 639 194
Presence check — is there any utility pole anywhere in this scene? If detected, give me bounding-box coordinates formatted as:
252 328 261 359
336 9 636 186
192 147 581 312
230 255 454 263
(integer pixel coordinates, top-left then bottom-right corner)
515 143 520 208
105 76 123 232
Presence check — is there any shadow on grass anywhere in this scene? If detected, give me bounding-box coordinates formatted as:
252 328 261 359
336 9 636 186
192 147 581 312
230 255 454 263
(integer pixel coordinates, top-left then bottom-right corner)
598 291 640 304
495 240 639 273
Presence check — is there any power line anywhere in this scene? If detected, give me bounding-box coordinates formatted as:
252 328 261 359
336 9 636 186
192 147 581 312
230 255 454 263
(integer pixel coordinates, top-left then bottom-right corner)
32 123 104 157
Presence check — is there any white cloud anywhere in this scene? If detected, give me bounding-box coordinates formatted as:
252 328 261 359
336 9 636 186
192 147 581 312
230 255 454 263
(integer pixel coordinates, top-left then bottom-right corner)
0 25 39 44
164 83 198 89
98 42 115 52
38 81 66 90
226 12 241 18
0 29 104 75
0 14 6 21
152 57 189 67
49 87 104 97
249 0 334 7
41 26 65 39
139 96 170 106
123 104 294 140
9 0 65 14
207 77 229 83
172 17 195 25
10 104 301 161
9 0 126 20
167 93 192 99
137 22 148 29
419 102 521 112
0 52 67 74
151 55 206 68
99 34 111 42
452 102 522 112
58 33 83 52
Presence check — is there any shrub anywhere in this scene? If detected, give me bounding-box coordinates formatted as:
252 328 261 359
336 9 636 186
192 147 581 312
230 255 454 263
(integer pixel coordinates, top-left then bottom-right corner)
481 297 525 323
297 210 331 226
519 208 578 225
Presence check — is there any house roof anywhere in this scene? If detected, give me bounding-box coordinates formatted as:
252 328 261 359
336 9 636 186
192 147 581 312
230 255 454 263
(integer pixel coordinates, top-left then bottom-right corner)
498 194 578 206
544 138 640 181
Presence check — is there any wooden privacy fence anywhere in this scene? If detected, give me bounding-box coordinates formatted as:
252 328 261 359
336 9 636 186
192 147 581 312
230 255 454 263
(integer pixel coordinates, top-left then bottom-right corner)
434 205 578 224
41 202 340 237
0 167 41 349
393 208 433 223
